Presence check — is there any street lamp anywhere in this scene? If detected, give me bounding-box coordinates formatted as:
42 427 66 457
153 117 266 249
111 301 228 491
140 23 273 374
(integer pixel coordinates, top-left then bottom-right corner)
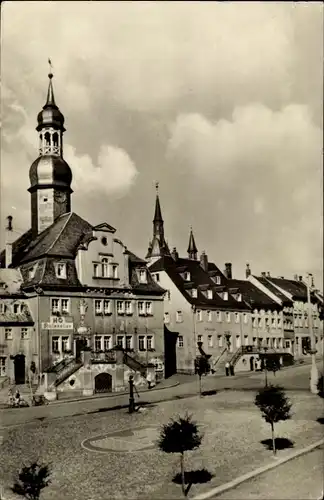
263 346 268 387
307 273 319 394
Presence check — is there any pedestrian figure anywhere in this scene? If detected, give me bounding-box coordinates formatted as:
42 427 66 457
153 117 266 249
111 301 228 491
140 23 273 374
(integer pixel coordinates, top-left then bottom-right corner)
146 371 154 389
8 387 14 406
230 364 235 376
249 356 254 371
128 375 135 414
225 361 230 377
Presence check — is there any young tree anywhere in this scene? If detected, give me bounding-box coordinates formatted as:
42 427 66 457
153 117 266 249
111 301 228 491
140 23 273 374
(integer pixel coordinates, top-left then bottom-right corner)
317 373 324 398
255 385 292 455
158 413 203 497
12 462 51 500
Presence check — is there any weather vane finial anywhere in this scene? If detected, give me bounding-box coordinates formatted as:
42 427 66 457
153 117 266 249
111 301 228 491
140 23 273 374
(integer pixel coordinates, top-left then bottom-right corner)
48 58 53 79
155 181 159 193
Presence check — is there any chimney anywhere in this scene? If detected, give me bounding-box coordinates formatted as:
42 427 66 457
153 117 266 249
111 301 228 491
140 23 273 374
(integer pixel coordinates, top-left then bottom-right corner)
224 262 232 279
245 263 251 278
261 272 266 278
267 272 270 277
171 247 179 261
294 274 298 281
5 216 14 268
200 251 208 272
311 276 315 288
299 276 303 282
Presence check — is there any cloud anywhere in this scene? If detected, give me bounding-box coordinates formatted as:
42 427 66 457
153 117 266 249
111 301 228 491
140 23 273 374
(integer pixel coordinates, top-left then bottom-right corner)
1 1 323 285
65 144 138 196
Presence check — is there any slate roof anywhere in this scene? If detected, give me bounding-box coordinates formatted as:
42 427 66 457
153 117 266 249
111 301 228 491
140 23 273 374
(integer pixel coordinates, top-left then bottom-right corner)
0 229 33 268
149 256 250 310
0 269 34 325
254 277 293 305
263 277 308 301
128 253 165 295
20 212 93 264
229 279 282 310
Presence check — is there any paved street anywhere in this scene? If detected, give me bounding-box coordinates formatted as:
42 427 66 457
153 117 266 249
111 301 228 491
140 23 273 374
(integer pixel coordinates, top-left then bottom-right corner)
214 445 324 500
0 364 323 500
0 362 321 429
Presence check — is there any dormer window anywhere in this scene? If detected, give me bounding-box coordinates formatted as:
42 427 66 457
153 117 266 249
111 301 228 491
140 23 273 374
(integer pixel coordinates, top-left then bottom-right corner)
207 290 213 299
55 263 67 279
192 289 197 298
153 273 160 282
223 292 228 301
139 269 147 283
236 293 242 302
28 264 38 281
184 272 191 281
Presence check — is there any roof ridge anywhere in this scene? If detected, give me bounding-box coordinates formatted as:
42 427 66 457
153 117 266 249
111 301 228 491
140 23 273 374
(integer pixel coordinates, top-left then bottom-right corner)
46 212 72 254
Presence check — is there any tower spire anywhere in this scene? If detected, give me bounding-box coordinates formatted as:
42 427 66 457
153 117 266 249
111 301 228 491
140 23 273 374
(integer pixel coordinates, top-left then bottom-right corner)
45 59 56 108
146 182 170 263
187 226 198 260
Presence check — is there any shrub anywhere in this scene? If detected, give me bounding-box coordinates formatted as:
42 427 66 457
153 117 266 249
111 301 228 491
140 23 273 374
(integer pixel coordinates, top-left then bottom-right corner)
12 462 51 500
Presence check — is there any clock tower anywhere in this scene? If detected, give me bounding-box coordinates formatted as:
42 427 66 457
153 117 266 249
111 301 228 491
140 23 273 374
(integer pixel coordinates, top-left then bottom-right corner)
28 70 73 238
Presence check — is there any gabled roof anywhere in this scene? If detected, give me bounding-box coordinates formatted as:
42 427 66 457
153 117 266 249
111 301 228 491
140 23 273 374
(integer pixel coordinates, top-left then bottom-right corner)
20 212 93 264
149 256 250 310
230 279 282 310
129 258 166 295
255 277 293 305
263 277 307 301
93 222 116 233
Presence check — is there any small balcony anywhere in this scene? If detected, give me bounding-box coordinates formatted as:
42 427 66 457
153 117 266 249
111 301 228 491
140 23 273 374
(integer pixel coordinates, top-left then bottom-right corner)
90 350 117 364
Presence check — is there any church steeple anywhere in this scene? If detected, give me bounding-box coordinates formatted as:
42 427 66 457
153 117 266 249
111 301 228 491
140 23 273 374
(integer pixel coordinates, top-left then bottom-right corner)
28 62 73 238
146 183 170 263
187 226 198 260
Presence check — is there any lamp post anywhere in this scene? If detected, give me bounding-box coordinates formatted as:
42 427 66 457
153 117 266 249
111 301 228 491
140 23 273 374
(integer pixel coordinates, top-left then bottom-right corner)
307 273 319 394
263 346 268 387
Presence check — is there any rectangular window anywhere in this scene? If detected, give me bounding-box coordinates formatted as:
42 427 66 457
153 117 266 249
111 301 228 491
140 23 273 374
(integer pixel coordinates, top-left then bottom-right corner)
95 336 102 351
253 337 257 347
197 334 203 344
265 317 270 327
51 298 60 314
138 301 145 315
147 335 154 350
13 304 19 314
5 328 13 340
101 259 109 278
216 276 221 285
117 335 124 348
197 310 202 322
138 335 145 351
252 317 257 328
20 304 25 313
176 311 183 323
62 336 69 352
52 336 60 352
0 357 6 376
93 263 99 277
216 311 222 322
243 313 248 324
278 318 282 328
192 289 197 298
95 300 103 315
244 335 249 346
61 299 69 314
21 328 28 340
207 290 213 299
223 292 228 301
145 302 152 315
0 303 4 314
208 335 213 348
56 263 67 279
104 335 112 351
112 265 118 279
177 335 184 348
217 335 223 347
235 313 239 323
226 312 231 323
164 312 170 324
125 301 132 315
103 300 111 315
125 335 133 350
139 269 147 283
207 311 212 322
117 301 125 315
235 335 241 348
154 273 160 282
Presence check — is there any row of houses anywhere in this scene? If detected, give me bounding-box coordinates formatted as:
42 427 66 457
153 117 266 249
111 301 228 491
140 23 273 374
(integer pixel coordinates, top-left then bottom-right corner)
0 71 323 395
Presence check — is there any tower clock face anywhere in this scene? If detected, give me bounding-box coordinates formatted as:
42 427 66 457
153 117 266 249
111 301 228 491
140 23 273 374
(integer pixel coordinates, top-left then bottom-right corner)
54 191 67 204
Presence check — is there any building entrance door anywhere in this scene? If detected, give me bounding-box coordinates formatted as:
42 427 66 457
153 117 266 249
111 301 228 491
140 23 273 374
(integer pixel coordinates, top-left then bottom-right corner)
14 354 26 385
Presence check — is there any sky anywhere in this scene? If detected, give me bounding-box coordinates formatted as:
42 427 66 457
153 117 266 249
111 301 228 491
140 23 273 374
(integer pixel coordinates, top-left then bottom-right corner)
1 1 323 288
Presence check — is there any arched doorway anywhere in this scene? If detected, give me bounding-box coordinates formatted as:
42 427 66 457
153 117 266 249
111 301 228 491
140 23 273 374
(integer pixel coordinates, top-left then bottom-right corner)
95 372 112 393
14 354 26 384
